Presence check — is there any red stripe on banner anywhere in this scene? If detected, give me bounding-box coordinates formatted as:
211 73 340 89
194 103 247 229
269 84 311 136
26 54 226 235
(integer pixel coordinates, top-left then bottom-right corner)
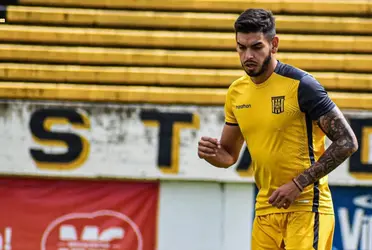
0 177 159 250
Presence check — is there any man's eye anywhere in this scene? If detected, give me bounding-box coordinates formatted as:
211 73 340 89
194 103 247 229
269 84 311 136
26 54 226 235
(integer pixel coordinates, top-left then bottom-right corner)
239 46 245 50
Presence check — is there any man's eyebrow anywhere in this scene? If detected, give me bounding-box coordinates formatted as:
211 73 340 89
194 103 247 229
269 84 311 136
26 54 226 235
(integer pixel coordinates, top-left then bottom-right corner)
250 41 263 47
237 41 246 47
237 41 263 47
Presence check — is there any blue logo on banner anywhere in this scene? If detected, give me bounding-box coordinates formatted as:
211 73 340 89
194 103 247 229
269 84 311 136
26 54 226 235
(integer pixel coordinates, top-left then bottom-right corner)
331 186 372 250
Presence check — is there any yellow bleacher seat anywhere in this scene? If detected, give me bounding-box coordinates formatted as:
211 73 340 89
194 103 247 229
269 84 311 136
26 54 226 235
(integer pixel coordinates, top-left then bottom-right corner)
17 0 372 15
0 63 240 86
0 82 370 109
6 6 372 35
1 25 372 53
1 63 372 91
0 83 227 105
2 44 372 74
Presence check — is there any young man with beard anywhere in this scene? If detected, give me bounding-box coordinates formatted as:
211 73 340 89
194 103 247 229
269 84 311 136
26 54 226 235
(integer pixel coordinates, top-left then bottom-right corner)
197 8 358 250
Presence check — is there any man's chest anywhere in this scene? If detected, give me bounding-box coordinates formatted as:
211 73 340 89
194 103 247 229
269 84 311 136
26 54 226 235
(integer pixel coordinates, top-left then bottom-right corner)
232 87 302 135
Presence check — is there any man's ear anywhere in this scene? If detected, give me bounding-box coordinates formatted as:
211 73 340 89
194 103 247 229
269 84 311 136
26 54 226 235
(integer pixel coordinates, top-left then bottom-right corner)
271 36 279 54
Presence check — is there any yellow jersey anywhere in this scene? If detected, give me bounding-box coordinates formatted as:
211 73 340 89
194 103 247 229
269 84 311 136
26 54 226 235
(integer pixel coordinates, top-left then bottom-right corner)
225 61 335 216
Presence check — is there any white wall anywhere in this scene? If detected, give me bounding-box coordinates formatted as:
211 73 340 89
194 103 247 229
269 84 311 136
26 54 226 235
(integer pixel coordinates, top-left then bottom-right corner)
2 101 372 186
157 181 255 250
222 183 255 250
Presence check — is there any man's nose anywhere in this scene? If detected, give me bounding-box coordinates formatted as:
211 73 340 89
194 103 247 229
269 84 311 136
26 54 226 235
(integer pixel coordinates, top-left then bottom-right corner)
243 50 254 61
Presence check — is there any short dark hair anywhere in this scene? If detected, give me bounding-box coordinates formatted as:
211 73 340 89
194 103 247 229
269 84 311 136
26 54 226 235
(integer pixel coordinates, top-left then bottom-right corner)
234 8 276 40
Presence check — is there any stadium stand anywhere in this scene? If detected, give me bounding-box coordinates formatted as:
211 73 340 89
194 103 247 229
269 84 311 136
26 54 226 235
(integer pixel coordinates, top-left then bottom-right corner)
0 0 372 108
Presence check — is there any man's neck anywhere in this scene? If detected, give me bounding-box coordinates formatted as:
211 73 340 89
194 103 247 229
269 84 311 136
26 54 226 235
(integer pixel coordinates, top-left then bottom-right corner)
251 58 278 84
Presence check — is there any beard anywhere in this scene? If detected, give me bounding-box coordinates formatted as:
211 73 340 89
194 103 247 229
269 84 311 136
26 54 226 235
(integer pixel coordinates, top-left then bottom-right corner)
243 53 272 77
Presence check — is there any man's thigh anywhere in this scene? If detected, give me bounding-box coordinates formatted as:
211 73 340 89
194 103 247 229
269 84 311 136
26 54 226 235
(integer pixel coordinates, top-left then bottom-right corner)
284 212 335 250
251 214 285 250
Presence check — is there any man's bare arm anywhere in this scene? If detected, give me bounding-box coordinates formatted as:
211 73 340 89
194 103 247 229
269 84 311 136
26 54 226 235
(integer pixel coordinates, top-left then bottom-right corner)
198 124 245 168
294 107 359 189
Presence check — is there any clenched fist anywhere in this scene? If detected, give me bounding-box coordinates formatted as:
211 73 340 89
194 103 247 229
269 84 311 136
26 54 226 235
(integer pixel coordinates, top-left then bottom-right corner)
198 136 221 159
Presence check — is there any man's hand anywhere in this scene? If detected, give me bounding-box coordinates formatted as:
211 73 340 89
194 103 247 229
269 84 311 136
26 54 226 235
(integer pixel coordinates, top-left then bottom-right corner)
197 125 244 168
269 180 302 209
198 136 221 159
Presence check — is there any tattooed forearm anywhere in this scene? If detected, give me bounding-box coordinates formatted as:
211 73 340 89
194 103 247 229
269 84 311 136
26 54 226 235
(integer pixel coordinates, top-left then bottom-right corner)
295 107 358 189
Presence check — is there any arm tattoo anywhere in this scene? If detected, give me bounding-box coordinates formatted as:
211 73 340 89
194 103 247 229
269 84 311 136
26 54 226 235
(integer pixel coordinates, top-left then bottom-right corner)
295 107 359 189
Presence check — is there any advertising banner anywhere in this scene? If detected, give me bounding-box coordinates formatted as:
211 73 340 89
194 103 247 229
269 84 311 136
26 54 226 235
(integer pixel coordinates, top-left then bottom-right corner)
0 100 371 185
331 186 372 250
0 177 159 250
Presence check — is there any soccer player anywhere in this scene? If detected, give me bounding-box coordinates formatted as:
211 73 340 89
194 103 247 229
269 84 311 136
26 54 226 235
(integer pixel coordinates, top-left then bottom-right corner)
197 8 358 250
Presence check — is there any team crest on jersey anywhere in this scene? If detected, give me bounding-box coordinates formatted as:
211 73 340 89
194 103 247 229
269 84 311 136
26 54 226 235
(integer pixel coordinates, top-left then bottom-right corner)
271 96 285 114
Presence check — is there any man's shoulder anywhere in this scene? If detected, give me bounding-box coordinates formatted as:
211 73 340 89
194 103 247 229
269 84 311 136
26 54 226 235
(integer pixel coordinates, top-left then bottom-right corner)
275 61 310 82
275 61 325 90
228 75 249 92
232 75 249 86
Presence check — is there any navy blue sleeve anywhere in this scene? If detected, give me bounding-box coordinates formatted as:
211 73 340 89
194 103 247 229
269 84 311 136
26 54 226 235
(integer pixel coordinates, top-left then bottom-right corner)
298 75 336 120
